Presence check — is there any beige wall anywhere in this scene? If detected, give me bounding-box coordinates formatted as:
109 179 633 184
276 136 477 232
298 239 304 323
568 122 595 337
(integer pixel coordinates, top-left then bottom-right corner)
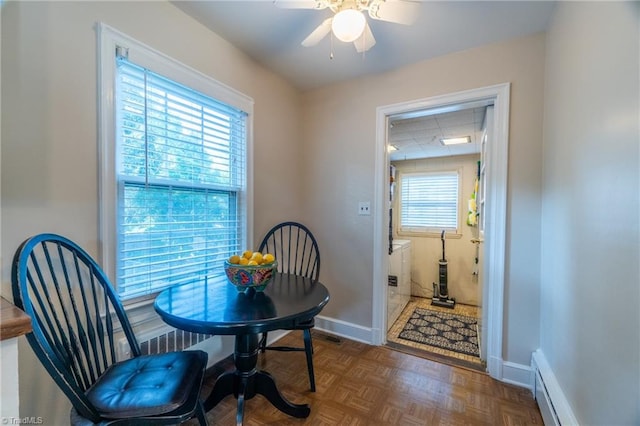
392 154 482 305
1 1 302 422
301 33 545 365
541 2 639 424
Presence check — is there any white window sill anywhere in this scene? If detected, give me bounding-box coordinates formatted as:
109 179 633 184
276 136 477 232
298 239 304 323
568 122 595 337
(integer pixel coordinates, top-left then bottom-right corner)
397 230 462 239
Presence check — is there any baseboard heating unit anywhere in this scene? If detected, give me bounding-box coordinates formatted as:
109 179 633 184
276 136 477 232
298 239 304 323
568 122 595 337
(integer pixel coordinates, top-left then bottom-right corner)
118 326 210 360
532 349 578 426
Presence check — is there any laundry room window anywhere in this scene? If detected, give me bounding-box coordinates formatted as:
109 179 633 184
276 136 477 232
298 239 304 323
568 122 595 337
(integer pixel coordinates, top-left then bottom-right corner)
398 171 459 234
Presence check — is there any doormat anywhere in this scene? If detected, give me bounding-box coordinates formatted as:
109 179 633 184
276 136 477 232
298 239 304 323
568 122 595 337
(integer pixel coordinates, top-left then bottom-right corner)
398 308 479 357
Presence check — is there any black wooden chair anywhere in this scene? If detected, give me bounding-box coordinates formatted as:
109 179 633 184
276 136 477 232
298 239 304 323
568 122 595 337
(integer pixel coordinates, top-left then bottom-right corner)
11 233 209 425
257 222 320 391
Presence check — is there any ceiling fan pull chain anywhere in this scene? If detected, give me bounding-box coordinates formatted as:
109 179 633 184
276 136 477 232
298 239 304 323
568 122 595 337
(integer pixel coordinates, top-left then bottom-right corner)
330 31 334 59
361 28 367 61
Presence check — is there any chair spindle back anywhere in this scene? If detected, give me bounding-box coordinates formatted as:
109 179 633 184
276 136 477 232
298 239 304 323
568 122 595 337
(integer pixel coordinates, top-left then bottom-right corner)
258 222 320 283
12 234 140 421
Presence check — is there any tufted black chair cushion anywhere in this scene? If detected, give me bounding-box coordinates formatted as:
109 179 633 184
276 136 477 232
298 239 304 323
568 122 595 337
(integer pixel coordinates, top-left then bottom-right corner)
86 350 208 419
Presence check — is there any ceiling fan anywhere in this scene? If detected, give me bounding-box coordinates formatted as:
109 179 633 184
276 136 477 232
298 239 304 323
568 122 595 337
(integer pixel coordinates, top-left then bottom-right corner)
275 0 418 53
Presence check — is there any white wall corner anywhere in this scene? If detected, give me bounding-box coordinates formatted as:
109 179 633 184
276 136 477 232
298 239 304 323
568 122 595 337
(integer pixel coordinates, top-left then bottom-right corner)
531 349 579 426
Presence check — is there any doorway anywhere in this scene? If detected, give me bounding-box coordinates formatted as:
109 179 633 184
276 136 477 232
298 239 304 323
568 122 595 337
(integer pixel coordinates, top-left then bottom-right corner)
372 84 510 380
385 105 487 370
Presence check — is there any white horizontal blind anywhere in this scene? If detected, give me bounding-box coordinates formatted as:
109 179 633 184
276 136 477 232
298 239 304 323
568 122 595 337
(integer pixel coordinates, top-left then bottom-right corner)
399 172 459 232
115 58 247 299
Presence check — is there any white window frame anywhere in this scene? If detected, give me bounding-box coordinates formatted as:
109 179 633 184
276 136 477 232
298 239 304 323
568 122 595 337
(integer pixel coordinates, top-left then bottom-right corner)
397 169 461 235
97 23 254 302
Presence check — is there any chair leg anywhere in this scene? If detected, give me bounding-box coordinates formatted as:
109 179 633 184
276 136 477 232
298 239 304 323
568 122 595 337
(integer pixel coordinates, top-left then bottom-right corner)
259 332 268 353
303 329 316 392
194 400 208 426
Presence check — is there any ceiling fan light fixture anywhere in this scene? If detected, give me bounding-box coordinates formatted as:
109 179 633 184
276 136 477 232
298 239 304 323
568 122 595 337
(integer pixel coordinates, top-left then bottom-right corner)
331 9 366 42
440 136 471 146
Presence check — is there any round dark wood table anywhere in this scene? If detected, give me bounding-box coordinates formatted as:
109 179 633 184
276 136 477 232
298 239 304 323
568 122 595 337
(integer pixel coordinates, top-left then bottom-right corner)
154 273 330 425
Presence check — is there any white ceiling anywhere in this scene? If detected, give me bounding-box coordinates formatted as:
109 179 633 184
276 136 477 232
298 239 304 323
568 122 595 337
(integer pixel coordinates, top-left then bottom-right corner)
171 0 555 159
388 105 487 161
172 1 555 91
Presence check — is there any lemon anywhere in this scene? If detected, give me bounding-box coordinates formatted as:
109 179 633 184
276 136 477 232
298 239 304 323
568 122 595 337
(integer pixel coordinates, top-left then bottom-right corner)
242 250 253 260
247 260 259 266
228 254 241 264
238 257 249 265
262 253 275 264
250 252 263 264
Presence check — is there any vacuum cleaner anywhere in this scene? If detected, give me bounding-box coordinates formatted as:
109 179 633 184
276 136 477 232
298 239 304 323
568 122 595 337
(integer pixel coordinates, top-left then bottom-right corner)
432 230 456 309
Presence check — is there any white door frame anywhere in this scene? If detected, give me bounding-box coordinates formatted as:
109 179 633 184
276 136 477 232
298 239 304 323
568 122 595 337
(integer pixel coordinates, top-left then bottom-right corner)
372 83 510 379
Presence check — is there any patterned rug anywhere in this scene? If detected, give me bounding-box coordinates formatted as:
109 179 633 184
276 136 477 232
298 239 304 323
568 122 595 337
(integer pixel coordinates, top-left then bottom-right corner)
398 307 480 357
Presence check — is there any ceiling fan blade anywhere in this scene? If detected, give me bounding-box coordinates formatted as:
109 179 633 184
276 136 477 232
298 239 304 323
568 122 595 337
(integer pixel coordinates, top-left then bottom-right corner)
368 0 419 25
354 21 376 52
274 0 328 10
301 18 333 47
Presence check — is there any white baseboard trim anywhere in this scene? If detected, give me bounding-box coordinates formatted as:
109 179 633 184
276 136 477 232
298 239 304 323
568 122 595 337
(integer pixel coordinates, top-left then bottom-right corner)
314 315 374 344
531 349 579 426
501 360 534 391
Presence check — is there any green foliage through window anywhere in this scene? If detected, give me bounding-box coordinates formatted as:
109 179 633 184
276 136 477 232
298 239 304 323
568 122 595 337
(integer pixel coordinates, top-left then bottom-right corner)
116 59 247 299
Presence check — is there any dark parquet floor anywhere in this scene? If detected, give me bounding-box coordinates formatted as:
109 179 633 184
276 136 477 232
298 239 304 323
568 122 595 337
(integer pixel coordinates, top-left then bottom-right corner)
191 331 543 425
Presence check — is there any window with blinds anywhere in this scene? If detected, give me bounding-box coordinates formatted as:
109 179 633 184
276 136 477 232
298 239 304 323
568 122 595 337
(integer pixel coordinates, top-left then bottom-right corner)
114 58 247 300
399 171 459 233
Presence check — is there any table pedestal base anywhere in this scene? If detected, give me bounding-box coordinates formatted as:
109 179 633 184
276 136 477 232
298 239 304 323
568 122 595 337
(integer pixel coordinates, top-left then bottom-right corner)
203 334 310 424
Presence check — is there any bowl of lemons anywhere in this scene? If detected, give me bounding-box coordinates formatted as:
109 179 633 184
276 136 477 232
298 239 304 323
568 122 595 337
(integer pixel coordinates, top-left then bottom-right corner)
224 251 277 292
